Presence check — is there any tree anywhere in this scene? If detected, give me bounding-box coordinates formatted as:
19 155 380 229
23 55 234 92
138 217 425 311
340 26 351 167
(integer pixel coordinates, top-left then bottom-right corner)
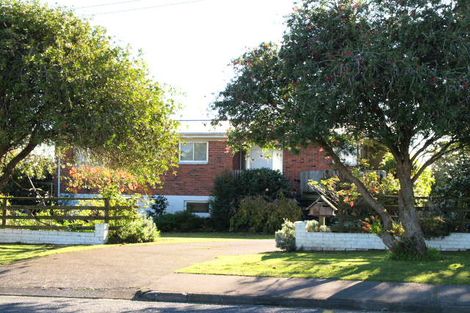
213 0 469 256
0 0 178 190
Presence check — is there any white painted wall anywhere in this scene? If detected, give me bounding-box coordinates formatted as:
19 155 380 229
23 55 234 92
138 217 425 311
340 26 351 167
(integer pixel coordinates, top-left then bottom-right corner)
61 193 211 217
165 195 211 217
0 224 108 245
295 221 470 252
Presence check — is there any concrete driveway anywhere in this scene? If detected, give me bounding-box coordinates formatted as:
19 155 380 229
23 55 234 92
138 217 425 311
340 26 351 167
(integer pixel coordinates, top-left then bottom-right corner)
0 240 276 291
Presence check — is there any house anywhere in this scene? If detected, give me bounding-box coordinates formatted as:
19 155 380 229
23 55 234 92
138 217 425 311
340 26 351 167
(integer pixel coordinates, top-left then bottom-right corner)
58 120 337 215
157 120 333 214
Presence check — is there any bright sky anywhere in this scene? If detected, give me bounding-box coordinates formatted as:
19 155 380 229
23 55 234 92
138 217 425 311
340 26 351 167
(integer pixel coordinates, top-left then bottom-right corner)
43 0 295 119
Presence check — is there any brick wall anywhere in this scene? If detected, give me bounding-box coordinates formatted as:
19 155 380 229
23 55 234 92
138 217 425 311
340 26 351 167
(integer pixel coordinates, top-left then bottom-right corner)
157 140 235 196
283 146 332 193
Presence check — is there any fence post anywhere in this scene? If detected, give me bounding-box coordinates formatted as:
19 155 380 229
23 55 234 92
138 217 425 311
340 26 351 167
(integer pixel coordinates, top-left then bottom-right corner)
104 198 110 224
2 198 7 227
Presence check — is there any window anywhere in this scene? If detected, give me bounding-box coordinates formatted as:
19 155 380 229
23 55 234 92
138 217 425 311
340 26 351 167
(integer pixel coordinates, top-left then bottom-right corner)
179 142 208 163
186 201 210 213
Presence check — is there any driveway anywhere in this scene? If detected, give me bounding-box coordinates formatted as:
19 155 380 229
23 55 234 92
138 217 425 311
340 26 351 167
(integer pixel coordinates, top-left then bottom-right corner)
0 240 276 291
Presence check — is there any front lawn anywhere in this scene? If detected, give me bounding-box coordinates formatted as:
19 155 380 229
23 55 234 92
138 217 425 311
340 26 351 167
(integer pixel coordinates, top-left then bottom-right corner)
179 251 470 285
0 244 104 266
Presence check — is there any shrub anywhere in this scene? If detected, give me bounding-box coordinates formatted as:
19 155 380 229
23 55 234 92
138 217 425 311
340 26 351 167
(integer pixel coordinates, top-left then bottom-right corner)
330 219 363 233
389 238 441 261
420 216 450 239
305 220 331 232
230 195 302 233
305 220 319 232
108 215 160 244
211 169 293 230
275 219 296 252
154 211 212 232
148 195 169 219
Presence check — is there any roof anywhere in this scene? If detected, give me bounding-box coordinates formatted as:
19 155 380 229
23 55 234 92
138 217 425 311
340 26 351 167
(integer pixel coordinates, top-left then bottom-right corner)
178 120 229 138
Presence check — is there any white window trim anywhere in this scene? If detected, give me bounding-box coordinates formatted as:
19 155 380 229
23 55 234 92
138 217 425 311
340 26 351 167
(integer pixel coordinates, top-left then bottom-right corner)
179 141 209 164
184 200 211 214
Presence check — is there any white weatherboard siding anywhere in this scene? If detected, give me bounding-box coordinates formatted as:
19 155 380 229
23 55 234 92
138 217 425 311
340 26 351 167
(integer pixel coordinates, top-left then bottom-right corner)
295 221 470 251
165 195 211 217
0 224 108 245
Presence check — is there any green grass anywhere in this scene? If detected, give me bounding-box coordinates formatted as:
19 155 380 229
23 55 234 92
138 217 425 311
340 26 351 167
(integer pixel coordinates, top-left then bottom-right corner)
0 233 272 266
179 251 470 285
0 244 106 266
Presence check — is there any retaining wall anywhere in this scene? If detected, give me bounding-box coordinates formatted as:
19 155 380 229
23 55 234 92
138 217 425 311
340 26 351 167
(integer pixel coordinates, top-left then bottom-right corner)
0 224 109 245
295 221 470 251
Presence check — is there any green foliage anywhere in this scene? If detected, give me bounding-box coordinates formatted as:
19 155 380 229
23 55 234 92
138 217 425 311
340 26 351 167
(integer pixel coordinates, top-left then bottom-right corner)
1 153 55 198
390 240 441 262
230 196 302 234
432 150 470 199
420 216 451 239
0 0 178 188
212 0 469 253
148 195 169 219
107 215 160 244
305 220 319 232
154 211 212 232
275 219 296 252
211 169 292 230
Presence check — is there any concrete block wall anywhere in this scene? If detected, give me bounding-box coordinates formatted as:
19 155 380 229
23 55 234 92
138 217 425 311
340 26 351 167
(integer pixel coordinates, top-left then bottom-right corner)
295 221 470 251
0 223 109 245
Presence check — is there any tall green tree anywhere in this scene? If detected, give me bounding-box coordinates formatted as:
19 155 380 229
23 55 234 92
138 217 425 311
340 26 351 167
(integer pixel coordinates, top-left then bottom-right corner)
213 0 469 255
0 0 178 189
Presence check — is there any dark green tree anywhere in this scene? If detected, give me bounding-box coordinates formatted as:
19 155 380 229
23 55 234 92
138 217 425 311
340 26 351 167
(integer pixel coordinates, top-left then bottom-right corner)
213 0 469 255
0 0 178 189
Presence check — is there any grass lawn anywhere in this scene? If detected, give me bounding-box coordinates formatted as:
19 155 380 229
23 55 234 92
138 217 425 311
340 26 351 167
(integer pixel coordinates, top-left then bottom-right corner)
0 244 106 266
179 251 470 285
0 232 272 266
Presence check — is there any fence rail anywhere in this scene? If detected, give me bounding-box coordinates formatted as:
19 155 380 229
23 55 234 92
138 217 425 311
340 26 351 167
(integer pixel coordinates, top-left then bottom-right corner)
0 197 133 231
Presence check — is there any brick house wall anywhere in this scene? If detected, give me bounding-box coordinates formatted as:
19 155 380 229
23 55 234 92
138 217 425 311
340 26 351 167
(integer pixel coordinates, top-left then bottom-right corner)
157 140 236 196
283 146 332 193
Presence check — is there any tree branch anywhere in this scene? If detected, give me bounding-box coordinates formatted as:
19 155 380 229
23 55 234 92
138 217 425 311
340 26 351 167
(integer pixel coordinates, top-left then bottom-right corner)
0 139 38 190
410 135 441 163
412 141 457 182
319 138 398 249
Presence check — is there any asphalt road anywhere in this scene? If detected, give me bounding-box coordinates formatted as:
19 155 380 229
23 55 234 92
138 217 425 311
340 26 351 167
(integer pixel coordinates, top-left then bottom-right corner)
0 296 385 313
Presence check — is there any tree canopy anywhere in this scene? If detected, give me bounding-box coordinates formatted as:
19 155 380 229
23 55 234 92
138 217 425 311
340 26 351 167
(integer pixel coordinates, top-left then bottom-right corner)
0 0 178 188
213 0 469 256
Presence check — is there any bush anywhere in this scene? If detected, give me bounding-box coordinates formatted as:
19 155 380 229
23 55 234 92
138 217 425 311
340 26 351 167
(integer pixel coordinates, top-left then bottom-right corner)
108 215 160 243
305 220 331 232
211 169 293 230
389 238 441 261
420 216 450 239
275 219 296 252
154 211 212 232
147 195 168 219
230 195 302 233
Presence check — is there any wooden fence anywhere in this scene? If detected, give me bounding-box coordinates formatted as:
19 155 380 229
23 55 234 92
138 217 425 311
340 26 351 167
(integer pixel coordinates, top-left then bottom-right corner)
0 197 133 231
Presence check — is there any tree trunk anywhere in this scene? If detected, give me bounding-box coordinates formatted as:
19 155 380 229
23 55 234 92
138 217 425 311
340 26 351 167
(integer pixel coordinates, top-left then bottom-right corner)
0 142 38 191
320 141 399 250
396 157 427 255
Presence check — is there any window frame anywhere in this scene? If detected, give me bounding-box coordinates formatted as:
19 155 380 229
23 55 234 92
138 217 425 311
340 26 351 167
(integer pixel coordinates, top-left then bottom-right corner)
184 200 210 214
179 141 209 164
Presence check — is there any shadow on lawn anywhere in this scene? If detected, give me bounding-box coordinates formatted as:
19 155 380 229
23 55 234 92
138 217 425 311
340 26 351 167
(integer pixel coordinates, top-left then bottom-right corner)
258 251 470 285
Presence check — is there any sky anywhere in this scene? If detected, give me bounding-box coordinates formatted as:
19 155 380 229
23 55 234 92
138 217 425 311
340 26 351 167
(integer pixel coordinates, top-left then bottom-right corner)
43 0 296 119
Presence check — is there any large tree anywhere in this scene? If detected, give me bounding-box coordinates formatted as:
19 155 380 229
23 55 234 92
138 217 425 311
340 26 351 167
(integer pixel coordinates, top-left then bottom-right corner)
213 0 469 255
0 0 178 189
